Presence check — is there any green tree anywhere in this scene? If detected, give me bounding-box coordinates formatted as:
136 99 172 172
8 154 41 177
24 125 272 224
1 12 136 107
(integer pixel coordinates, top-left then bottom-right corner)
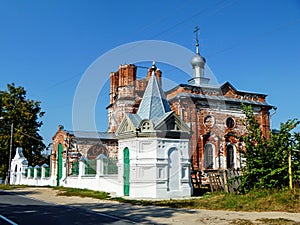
0 83 45 179
239 104 300 193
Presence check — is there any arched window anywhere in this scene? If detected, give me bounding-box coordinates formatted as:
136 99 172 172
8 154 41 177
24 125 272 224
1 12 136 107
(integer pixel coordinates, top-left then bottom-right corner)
140 120 153 131
226 117 235 129
226 144 235 169
167 148 180 191
204 144 214 169
87 143 108 160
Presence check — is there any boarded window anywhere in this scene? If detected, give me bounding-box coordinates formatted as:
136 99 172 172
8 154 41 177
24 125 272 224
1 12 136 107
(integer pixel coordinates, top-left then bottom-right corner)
204 144 214 169
226 145 235 169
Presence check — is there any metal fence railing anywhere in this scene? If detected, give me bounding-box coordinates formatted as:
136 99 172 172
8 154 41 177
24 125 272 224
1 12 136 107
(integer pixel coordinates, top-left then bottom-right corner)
69 158 118 176
37 167 41 178
85 159 96 175
30 168 34 178
103 158 118 175
71 161 79 176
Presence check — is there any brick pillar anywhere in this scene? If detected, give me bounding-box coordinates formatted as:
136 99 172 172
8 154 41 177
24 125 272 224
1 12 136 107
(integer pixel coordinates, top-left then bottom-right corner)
155 69 162 86
110 72 119 105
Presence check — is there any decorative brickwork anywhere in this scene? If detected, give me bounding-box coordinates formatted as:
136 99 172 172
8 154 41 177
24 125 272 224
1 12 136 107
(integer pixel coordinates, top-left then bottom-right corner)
166 82 272 171
107 63 272 172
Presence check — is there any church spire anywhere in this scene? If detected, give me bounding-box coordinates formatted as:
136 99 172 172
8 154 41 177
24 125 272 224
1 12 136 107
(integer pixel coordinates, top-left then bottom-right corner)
137 69 171 120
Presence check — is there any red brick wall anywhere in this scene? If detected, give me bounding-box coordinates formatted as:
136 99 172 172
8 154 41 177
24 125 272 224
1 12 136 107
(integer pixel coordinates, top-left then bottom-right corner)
107 64 271 171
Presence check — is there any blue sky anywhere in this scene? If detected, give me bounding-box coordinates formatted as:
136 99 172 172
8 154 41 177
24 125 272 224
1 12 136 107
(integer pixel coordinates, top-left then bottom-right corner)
0 0 299 145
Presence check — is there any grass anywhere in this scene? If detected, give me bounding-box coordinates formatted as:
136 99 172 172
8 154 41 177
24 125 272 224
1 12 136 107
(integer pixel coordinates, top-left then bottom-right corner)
189 188 300 212
53 186 110 199
1 184 299 213
51 187 300 213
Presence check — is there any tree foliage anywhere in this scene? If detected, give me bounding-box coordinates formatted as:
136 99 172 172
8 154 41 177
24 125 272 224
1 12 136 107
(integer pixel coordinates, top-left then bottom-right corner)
239 104 300 193
0 83 46 178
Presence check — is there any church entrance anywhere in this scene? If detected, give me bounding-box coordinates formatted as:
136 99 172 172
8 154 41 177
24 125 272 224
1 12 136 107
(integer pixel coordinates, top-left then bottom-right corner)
57 143 63 186
123 147 130 196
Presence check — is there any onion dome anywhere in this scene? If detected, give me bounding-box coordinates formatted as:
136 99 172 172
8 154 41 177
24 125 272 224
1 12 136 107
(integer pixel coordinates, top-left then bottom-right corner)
191 53 206 68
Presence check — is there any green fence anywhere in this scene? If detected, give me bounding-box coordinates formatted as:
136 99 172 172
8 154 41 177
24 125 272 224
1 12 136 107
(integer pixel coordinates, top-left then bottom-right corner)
103 158 118 175
71 161 79 176
85 160 96 175
37 167 41 178
45 167 50 177
30 168 34 178
70 158 118 176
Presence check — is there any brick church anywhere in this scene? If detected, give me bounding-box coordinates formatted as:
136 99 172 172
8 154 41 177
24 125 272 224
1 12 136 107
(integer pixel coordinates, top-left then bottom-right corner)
106 38 272 172
52 33 273 180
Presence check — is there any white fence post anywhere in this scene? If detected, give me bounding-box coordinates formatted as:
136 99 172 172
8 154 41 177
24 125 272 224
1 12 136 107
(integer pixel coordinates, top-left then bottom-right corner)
34 165 40 179
41 164 49 179
28 166 33 178
22 161 28 178
79 157 86 177
96 154 107 177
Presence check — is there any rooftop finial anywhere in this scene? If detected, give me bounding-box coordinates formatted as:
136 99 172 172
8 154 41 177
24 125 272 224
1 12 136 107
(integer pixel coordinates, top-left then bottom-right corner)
152 60 156 66
194 26 200 54
151 59 157 71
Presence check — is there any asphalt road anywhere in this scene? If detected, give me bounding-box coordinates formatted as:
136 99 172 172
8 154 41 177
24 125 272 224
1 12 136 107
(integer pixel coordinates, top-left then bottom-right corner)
0 190 134 225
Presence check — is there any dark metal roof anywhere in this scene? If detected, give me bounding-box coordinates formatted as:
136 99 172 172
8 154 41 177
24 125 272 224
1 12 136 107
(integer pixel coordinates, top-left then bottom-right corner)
168 92 272 108
65 130 116 140
166 81 268 98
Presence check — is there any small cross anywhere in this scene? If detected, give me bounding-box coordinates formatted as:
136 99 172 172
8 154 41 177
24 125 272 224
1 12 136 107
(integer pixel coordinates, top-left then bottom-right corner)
194 26 200 44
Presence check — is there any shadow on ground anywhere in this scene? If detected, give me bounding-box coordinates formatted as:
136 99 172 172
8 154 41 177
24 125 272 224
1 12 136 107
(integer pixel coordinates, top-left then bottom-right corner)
0 190 197 224
65 201 197 224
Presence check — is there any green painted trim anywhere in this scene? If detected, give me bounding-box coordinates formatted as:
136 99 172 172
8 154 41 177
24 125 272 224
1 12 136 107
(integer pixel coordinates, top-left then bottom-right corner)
123 147 130 196
57 143 63 186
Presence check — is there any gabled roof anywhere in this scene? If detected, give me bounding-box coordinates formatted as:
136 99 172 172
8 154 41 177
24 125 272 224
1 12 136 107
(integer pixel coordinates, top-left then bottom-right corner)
137 72 172 120
154 111 190 133
116 113 140 134
220 81 267 97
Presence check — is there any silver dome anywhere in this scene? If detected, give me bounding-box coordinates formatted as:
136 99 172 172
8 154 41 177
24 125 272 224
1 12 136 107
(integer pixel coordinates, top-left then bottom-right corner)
191 54 206 68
